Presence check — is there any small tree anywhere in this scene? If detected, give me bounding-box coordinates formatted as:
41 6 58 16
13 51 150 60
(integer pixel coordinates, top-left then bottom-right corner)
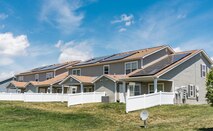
206 68 213 106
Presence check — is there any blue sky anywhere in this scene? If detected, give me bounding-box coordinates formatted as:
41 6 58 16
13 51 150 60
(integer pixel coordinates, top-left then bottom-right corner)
0 0 213 80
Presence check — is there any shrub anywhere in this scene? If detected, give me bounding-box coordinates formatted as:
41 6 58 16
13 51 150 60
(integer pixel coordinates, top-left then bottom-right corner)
206 68 213 106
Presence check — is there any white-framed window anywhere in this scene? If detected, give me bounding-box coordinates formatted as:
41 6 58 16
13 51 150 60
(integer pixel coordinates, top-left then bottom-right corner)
18 76 24 82
188 84 196 98
129 83 141 96
141 58 144 68
71 86 77 94
35 74 39 81
125 61 138 74
148 83 164 94
201 64 207 78
84 87 93 92
46 72 53 80
72 69 81 76
103 65 110 74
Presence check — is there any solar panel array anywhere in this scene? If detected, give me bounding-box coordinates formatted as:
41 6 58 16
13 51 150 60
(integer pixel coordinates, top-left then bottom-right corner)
31 63 66 72
102 51 137 62
130 53 191 77
76 55 112 66
77 51 137 66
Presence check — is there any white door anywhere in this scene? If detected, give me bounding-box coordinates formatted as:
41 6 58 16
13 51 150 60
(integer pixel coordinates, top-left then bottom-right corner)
118 84 125 103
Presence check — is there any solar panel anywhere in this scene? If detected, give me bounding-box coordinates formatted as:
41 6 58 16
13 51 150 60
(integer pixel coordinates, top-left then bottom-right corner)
102 51 137 62
76 55 112 66
31 63 66 72
130 53 191 77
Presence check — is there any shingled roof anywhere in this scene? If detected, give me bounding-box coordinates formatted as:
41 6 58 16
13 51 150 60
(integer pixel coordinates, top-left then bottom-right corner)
68 45 174 68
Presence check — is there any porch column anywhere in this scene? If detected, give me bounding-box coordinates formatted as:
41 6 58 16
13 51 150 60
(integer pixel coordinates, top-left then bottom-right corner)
62 85 64 94
50 85 53 93
154 78 158 93
114 82 117 102
123 81 126 103
127 83 130 98
80 83 84 93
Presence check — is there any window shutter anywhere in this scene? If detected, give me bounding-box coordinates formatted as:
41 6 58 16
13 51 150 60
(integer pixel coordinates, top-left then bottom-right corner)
201 64 203 77
193 85 196 97
188 85 190 97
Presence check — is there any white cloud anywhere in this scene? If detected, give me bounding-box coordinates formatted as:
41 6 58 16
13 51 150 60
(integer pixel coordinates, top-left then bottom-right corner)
105 1 213 55
174 47 182 52
118 28 127 32
111 14 134 26
0 13 8 20
0 71 14 81
0 57 14 66
40 0 84 34
0 32 30 56
56 40 93 62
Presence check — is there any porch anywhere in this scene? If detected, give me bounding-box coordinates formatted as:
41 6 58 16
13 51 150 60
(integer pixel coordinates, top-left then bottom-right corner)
120 77 175 112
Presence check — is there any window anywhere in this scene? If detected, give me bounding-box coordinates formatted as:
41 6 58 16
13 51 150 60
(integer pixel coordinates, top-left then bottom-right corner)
35 74 39 81
103 65 110 74
71 86 77 94
72 69 81 76
18 76 24 82
148 83 164 94
46 72 53 80
125 61 138 74
129 84 141 96
84 87 93 92
188 84 196 98
141 59 144 68
201 64 207 78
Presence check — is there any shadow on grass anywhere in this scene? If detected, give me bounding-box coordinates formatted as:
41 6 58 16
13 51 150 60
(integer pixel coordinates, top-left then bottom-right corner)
198 128 213 131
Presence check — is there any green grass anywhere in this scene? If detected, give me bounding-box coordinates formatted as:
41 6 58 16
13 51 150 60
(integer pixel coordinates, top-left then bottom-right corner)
0 101 212 131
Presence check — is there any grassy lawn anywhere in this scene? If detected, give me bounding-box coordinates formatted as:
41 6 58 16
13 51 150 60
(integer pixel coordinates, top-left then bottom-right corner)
0 102 212 131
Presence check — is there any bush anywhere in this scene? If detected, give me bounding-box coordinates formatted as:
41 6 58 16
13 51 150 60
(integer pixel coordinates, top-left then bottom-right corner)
206 68 213 106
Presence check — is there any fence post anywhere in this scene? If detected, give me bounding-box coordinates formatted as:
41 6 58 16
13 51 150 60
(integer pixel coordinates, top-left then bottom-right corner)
143 94 146 108
160 91 162 106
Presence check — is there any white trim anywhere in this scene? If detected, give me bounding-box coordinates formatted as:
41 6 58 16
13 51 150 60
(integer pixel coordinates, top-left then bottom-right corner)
103 65 110 75
201 64 207 78
141 58 144 68
92 75 116 83
18 76 24 82
35 74 39 81
129 83 141 96
157 50 200 78
46 72 54 80
72 69 81 76
188 84 196 98
124 61 138 74
59 75 82 85
142 46 175 59
148 83 164 94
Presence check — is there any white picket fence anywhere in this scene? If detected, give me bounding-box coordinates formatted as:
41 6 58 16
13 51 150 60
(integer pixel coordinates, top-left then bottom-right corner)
126 92 175 113
24 93 69 102
0 93 69 102
0 93 24 101
68 92 106 106
0 92 106 106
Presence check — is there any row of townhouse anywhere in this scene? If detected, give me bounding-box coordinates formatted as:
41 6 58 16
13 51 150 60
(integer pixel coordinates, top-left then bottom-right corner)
1 45 212 104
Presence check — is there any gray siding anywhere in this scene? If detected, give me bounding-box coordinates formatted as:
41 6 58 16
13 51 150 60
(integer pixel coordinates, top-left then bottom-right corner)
55 68 67 76
143 48 171 67
70 60 141 76
20 71 54 82
95 76 116 102
160 53 211 104
25 84 37 93
0 80 11 92
141 81 172 94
